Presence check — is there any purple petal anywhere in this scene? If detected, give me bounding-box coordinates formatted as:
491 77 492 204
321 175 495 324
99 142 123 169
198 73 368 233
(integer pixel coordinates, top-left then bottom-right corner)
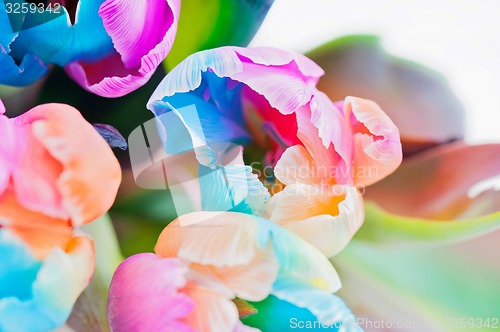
66 0 180 97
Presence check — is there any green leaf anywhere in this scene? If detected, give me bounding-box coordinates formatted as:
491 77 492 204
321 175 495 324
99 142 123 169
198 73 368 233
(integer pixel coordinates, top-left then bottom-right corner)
355 202 500 247
164 0 275 69
334 239 500 330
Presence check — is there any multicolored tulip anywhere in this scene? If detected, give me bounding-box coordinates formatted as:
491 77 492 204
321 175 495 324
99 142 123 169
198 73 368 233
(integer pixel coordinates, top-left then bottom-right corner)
307 35 500 245
0 100 121 330
108 210 361 331
147 46 402 257
1 0 180 97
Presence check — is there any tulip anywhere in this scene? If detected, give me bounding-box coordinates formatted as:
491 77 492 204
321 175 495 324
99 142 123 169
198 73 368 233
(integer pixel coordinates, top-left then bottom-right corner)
1 0 180 97
306 35 500 245
0 228 94 332
146 47 403 258
0 100 121 330
108 210 361 331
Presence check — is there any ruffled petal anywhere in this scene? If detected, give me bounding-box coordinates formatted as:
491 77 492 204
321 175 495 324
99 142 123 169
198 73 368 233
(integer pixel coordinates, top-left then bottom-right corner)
342 96 402 186
295 107 349 184
0 230 94 332
151 92 249 168
65 0 180 97
108 253 195 332
273 145 318 186
14 104 121 225
155 211 261 267
268 185 364 257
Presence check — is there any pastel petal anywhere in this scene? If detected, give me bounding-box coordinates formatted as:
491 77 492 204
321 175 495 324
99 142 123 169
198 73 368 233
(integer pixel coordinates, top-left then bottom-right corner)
262 220 342 293
0 114 13 193
243 295 341 331
193 245 279 302
155 211 260 267
342 96 402 186
151 92 249 168
272 276 361 331
0 190 71 259
108 253 195 332
295 106 350 184
268 185 364 257
149 46 323 117
199 163 270 215
364 142 500 220
274 145 319 186
183 286 240 332
0 230 94 332
65 0 180 97
14 104 122 225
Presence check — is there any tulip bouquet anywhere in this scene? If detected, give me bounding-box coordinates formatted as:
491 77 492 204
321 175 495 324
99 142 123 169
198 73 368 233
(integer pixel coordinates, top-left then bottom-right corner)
1 1 499 332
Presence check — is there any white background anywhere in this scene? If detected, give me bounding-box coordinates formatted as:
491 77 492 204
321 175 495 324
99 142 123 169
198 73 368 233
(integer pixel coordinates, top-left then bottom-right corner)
251 0 500 143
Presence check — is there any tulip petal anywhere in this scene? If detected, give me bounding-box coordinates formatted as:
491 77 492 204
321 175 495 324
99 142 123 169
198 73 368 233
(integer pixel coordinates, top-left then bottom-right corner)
272 276 361 331
14 104 121 225
11 0 114 66
183 286 241 332
199 164 269 215
0 114 13 193
108 253 195 332
342 97 402 186
243 295 342 331
65 0 180 97
193 245 279 302
0 230 94 332
152 46 323 101
0 190 71 259
268 185 364 257
155 211 261 267
295 107 351 184
264 220 342 294
364 142 500 220
151 92 249 168
0 52 48 86
274 145 319 186
0 2 47 86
